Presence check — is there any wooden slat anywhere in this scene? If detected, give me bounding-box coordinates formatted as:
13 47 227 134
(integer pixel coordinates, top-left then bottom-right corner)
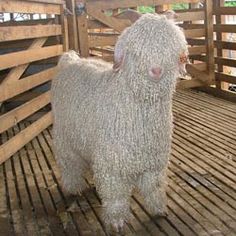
86 0 200 10
0 25 62 42
0 112 52 165
77 0 89 57
26 0 64 4
0 92 51 134
88 20 108 29
86 7 131 33
205 0 215 83
177 11 205 22
191 62 207 71
215 57 236 68
213 6 236 15
215 41 236 50
0 45 63 70
214 24 236 33
60 5 69 51
89 34 118 47
0 1 61 14
0 67 56 102
216 72 236 84
177 79 206 89
188 46 206 55
184 29 205 38
186 64 210 83
0 18 55 27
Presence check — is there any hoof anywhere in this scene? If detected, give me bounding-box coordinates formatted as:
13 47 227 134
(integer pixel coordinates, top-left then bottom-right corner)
112 219 125 233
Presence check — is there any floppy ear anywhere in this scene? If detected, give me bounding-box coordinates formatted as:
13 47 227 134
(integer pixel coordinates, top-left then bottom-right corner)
162 10 178 20
148 67 163 80
114 9 142 23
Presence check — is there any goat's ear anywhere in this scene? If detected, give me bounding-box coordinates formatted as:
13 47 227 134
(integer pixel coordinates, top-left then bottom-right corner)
163 10 178 20
148 67 162 80
113 53 124 72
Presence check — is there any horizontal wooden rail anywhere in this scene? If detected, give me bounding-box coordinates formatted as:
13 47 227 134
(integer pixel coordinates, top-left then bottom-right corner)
0 18 55 27
213 7 236 15
0 1 61 14
215 57 236 68
0 45 63 70
177 79 206 89
26 0 65 4
0 67 56 102
89 34 118 47
214 24 236 33
184 29 205 38
188 46 206 55
216 72 236 84
0 112 53 165
0 25 62 42
86 0 200 10
0 91 51 134
176 11 205 22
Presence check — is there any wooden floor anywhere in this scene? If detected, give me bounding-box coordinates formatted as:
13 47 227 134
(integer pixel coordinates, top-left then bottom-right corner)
1 90 236 236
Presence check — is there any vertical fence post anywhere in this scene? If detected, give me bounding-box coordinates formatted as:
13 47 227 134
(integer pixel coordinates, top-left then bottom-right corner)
66 0 79 51
61 3 69 52
77 0 89 57
205 0 215 84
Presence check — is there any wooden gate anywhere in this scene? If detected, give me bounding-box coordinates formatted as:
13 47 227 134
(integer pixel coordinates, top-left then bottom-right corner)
74 0 215 90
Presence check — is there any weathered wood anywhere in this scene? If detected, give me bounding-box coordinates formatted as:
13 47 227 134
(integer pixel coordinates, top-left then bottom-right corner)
77 1 89 57
66 0 79 50
86 0 200 10
205 0 215 83
186 64 210 83
0 92 51 134
0 67 56 102
184 29 205 38
0 18 55 27
1 37 48 85
0 112 52 165
26 0 65 4
0 45 63 70
0 1 61 14
177 79 205 89
60 4 69 52
176 11 205 22
0 25 62 42
89 34 118 47
86 7 131 33
213 6 236 15
216 72 236 84
214 24 236 33
188 46 206 55
215 57 236 68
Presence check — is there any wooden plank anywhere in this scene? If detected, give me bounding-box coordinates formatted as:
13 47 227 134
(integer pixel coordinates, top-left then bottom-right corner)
0 25 62 42
89 34 118 47
177 11 205 22
0 18 55 27
214 24 236 33
77 1 89 57
177 79 206 89
0 67 56 102
0 112 52 165
60 4 69 52
66 0 79 50
184 29 205 38
1 37 48 85
213 6 236 15
0 92 51 134
88 20 108 29
188 46 206 55
0 45 63 70
86 7 131 33
216 72 236 84
86 0 200 10
215 41 236 50
205 0 215 84
26 0 64 4
186 64 210 83
215 57 236 68
0 1 61 14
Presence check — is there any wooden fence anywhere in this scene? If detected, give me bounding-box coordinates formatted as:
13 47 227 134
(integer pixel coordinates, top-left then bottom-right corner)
71 0 215 90
0 0 68 164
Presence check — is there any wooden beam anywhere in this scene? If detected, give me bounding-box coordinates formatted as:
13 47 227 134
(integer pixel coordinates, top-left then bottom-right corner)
1 37 48 85
86 7 131 33
214 24 236 33
0 67 56 102
176 11 205 22
213 6 236 15
26 0 65 4
0 25 62 42
0 112 53 165
0 45 63 70
0 18 55 27
0 92 51 134
216 72 236 84
86 0 200 10
77 1 89 57
188 46 206 55
205 0 215 83
215 57 236 68
0 1 61 14
176 79 206 90
89 34 118 47
186 64 210 83
60 4 69 51
184 29 205 38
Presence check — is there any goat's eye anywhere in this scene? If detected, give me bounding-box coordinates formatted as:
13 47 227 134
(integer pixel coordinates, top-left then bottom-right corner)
179 52 188 64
